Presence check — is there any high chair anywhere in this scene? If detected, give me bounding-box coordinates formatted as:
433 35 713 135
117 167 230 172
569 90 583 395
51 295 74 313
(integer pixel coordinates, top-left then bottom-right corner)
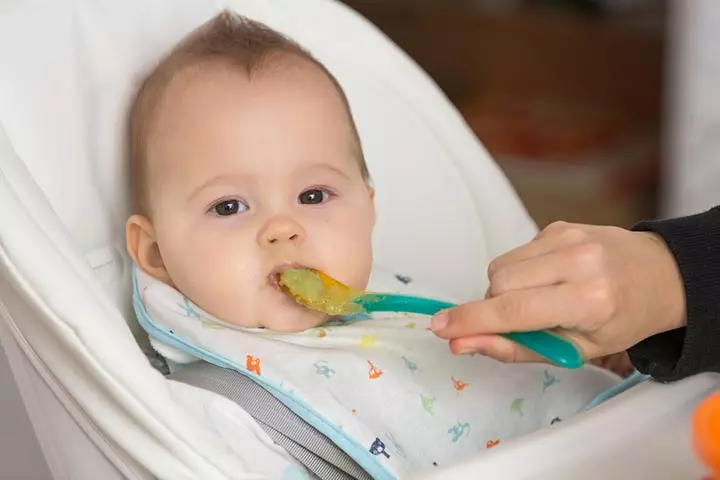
0 0 717 478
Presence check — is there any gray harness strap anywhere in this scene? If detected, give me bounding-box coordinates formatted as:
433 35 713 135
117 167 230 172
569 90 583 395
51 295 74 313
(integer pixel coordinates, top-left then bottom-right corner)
168 362 373 480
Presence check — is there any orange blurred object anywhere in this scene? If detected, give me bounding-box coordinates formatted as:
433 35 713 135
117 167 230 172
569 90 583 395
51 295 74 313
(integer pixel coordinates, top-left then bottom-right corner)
693 392 720 479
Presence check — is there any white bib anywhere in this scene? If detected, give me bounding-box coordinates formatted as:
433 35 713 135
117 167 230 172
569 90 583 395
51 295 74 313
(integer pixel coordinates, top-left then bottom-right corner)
133 266 619 479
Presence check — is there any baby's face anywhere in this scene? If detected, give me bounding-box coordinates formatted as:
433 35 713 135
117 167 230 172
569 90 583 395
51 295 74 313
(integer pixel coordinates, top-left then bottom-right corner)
142 59 375 331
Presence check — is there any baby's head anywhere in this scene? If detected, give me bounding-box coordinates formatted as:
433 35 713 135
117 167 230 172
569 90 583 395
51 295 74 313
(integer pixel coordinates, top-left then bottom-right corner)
126 11 375 332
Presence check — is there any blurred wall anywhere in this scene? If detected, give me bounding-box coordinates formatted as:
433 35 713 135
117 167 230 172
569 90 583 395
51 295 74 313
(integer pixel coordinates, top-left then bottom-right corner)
343 1 666 228
661 0 720 217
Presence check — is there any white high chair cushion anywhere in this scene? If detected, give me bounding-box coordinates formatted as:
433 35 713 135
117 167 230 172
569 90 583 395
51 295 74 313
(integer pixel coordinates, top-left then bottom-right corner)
0 0 536 478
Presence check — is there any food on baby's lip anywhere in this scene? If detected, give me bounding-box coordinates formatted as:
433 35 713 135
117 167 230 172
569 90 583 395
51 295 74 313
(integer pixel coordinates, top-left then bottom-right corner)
277 267 363 315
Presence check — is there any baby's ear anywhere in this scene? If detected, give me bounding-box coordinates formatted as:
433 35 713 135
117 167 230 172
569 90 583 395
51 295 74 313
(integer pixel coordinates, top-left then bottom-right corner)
126 215 173 286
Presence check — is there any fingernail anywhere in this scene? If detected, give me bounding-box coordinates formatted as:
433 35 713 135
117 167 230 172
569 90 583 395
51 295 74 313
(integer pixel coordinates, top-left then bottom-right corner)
430 311 449 331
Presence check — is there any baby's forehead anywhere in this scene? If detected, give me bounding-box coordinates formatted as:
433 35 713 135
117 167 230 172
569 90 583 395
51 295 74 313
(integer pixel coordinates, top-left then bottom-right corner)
151 55 347 138
145 58 361 187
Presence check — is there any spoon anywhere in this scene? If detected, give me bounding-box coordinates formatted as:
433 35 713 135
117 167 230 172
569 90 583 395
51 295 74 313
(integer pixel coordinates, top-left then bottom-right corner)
276 267 585 369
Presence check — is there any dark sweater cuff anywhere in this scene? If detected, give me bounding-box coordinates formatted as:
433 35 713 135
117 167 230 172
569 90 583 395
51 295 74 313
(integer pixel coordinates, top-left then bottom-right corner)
627 206 720 382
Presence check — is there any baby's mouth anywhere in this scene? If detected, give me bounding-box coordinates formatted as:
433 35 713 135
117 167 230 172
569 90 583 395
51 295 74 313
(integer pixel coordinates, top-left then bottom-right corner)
266 263 308 294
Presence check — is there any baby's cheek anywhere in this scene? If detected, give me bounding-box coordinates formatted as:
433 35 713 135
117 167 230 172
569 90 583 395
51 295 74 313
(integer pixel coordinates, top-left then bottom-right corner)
161 246 224 309
182 271 251 325
157 227 262 325
337 237 373 290
175 234 247 281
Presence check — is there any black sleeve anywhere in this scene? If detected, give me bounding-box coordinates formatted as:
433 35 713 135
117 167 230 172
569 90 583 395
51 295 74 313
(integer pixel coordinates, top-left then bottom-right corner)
627 206 720 382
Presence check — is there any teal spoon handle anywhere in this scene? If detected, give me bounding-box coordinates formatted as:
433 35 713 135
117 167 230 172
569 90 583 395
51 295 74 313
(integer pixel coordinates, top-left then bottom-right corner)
355 293 585 369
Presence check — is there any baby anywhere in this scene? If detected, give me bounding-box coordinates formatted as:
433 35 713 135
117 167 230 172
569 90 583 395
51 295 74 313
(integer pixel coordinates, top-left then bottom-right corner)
127 11 621 478
126 12 374 334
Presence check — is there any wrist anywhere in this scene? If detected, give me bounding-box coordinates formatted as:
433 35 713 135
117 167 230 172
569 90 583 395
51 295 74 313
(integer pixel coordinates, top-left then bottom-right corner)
645 232 687 334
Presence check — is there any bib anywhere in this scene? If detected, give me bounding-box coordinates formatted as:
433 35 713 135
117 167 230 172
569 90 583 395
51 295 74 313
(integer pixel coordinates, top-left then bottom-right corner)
133 266 620 479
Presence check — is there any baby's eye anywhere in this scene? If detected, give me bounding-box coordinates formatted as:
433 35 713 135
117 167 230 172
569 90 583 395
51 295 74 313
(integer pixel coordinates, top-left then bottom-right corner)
210 199 247 216
298 188 331 205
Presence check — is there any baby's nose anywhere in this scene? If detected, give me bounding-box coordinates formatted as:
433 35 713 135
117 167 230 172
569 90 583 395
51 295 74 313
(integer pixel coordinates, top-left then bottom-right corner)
258 216 306 246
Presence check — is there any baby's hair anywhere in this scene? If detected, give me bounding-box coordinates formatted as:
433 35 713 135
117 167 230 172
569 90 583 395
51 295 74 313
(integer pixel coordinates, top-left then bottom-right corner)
128 9 368 216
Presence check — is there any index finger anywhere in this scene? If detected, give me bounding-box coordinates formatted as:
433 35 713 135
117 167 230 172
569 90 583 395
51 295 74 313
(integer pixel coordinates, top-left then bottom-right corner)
432 283 584 339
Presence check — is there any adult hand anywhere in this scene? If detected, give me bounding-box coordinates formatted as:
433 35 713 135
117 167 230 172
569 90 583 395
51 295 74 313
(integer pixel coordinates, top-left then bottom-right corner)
431 221 687 364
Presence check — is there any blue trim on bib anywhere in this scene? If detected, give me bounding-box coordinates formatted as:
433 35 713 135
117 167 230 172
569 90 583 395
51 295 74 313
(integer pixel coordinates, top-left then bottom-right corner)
582 369 649 411
131 266 395 480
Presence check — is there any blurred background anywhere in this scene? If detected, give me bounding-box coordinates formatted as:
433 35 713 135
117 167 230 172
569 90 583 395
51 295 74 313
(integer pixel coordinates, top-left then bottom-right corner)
339 0 713 229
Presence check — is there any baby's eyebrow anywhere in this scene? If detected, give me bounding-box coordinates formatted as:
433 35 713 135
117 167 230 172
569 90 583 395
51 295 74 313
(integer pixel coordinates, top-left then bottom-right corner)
305 164 352 181
187 173 249 201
